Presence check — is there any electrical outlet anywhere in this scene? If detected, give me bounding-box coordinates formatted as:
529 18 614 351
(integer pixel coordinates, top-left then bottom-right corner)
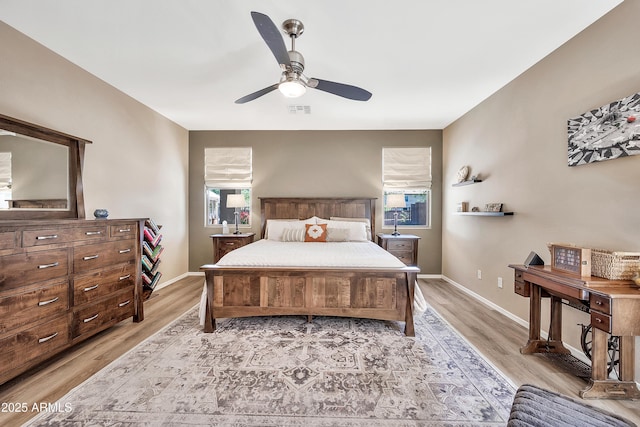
498 277 503 288
477 269 482 279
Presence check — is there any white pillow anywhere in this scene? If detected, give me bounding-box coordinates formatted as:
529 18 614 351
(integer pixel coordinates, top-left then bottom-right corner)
265 218 316 241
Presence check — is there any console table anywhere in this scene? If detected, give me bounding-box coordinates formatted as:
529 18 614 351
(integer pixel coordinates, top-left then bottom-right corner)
509 264 640 400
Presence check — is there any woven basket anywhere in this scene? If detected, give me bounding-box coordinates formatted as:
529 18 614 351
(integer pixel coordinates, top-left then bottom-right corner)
591 249 640 280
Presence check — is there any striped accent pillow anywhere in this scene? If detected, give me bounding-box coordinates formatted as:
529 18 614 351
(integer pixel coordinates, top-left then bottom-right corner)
281 228 305 242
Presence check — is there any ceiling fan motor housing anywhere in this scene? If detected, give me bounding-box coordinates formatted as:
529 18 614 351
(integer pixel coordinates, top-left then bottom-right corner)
288 50 305 73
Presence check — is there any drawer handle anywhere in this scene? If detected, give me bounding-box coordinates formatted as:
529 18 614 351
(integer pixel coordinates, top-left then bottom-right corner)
36 234 58 240
119 228 131 233
224 242 236 246
595 318 603 323
38 262 59 269
595 300 603 306
38 296 59 306
85 231 102 236
119 274 131 280
38 332 58 344
119 248 131 254
83 284 99 292
83 255 99 261
83 314 99 323
118 300 131 307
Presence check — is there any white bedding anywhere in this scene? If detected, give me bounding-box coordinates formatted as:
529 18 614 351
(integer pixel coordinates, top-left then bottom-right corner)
215 239 406 268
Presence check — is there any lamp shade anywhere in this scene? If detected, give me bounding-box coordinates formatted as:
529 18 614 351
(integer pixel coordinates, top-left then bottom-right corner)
226 194 246 208
386 194 406 209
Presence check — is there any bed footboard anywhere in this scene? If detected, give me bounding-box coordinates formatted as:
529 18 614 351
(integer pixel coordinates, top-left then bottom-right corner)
200 265 419 336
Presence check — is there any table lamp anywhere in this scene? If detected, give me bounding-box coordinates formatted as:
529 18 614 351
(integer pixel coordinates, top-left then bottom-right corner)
386 194 406 236
226 194 246 234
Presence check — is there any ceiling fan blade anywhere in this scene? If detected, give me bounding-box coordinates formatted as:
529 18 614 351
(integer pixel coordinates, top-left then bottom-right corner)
310 78 372 101
251 11 291 68
235 83 279 104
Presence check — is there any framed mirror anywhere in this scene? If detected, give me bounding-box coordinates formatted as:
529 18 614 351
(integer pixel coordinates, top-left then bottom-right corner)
0 114 91 220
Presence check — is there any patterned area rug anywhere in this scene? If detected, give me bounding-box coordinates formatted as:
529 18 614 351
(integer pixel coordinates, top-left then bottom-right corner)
26 306 516 426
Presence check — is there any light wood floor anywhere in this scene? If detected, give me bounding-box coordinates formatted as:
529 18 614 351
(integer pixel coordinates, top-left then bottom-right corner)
1 276 638 426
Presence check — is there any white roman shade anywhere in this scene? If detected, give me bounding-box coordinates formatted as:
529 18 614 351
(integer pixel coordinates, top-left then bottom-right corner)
382 147 431 189
204 147 252 188
0 152 11 190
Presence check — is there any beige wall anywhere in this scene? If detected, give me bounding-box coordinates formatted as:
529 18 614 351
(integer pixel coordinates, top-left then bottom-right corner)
443 0 640 380
0 21 190 284
189 130 442 272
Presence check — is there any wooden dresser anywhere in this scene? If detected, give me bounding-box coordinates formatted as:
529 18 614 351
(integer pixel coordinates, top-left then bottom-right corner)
0 218 145 385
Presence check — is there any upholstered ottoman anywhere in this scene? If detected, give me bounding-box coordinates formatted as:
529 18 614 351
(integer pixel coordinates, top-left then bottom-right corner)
508 384 636 427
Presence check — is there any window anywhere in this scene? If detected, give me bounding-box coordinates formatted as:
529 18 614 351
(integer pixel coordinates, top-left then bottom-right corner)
0 152 11 209
382 147 431 229
204 147 252 227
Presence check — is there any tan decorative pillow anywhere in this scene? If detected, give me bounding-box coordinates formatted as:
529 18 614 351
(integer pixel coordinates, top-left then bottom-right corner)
318 220 367 242
326 227 350 242
329 217 372 240
304 223 327 242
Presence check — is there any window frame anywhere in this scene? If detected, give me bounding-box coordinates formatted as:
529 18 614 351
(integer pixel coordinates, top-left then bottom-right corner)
382 147 432 230
382 188 431 231
204 147 252 229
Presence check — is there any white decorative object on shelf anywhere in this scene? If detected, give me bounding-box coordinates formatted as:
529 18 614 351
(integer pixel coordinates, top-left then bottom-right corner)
456 165 469 183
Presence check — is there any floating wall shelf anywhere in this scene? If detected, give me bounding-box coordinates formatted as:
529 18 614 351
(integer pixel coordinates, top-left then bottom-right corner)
454 212 514 216
452 179 482 187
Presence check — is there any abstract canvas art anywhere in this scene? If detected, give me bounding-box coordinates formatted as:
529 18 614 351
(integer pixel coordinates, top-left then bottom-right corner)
567 92 640 166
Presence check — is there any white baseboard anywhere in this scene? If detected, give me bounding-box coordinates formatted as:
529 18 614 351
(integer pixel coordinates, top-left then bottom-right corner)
439 275 591 366
417 273 442 279
153 272 193 292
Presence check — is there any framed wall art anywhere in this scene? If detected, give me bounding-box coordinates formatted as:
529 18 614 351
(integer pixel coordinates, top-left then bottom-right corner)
567 91 640 166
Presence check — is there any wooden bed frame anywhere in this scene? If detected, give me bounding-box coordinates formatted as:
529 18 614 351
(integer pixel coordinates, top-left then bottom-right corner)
200 197 420 336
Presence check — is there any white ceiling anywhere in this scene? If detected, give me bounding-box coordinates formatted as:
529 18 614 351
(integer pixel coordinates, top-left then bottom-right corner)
0 0 623 130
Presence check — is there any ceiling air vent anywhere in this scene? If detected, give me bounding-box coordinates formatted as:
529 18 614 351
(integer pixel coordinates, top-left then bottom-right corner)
287 105 311 115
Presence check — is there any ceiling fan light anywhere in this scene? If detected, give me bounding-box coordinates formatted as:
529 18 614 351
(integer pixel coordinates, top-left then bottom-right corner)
279 80 306 98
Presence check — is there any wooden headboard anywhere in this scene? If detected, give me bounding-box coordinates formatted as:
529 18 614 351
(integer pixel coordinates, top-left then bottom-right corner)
259 197 376 240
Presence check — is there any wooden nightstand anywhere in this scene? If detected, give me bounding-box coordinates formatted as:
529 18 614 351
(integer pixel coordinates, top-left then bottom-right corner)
210 233 255 263
376 233 420 266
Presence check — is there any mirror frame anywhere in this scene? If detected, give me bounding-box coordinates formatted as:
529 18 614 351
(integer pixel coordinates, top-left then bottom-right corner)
0 113 91 220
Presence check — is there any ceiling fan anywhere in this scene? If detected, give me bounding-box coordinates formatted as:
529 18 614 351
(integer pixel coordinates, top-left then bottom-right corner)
235 11 372 104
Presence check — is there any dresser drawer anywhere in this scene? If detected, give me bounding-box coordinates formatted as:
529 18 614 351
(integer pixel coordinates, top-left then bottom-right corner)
0 315 69 373
514 281 530 297
0 231 17 250
74 263 136 305
386 239 414 251
514 270 524 283
390 250 413 265
211 234 255 263
109 223 138 240
0 280 69 334
22 226 107 247
590 294 611 315
591 311 612 333
72 289 135 338
0 249 69 291
217 239 243 259
73 239 137 273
